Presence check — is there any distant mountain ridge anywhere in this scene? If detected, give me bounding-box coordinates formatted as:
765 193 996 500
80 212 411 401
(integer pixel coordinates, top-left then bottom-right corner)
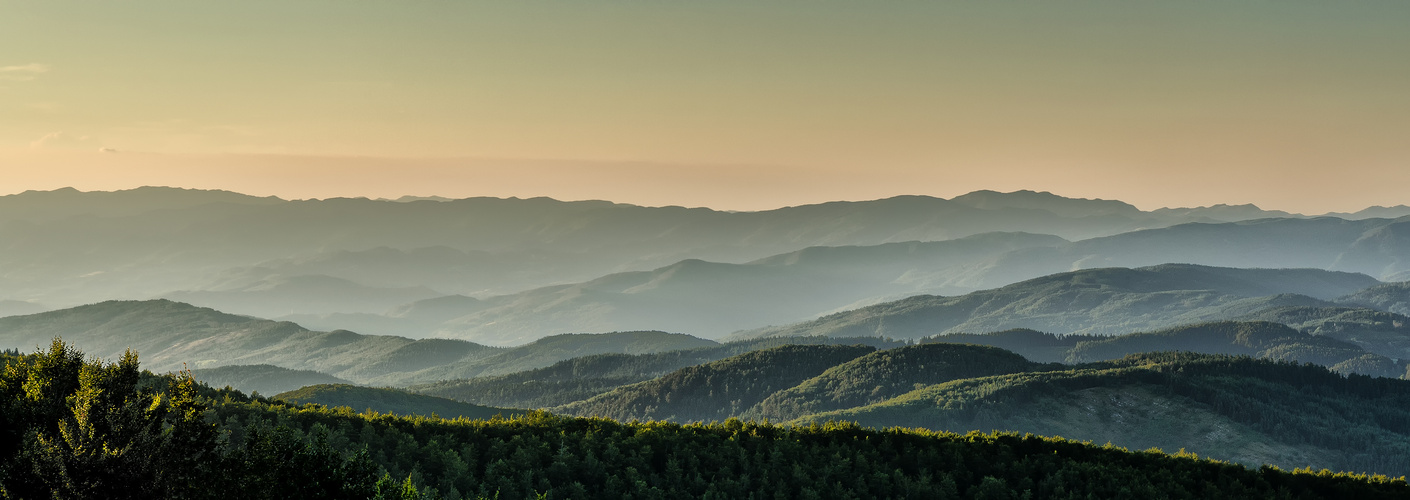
10 186 1399 314
287 231 1068 343
0 300 715 387
286 215 1410 344
732 264 1382 341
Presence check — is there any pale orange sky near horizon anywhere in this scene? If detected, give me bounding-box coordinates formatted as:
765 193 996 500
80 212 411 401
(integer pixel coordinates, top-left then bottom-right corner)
3 1 1408 213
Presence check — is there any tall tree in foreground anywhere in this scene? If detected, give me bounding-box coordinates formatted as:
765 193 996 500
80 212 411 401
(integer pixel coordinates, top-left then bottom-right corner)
0 339 376 499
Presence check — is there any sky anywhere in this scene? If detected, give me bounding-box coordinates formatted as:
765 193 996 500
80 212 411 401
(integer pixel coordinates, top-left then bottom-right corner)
2 1 1408 212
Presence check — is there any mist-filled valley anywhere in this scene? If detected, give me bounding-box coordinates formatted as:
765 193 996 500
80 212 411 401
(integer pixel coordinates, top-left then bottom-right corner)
6 187 1410 498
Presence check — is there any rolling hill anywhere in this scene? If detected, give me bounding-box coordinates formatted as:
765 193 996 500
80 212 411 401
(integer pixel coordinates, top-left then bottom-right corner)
287 222 1410 344
3 187 1203 310
795 352 1410 475
0 300 718 386
558 344 877 422
16 187 1407 320
412 336 907 408
743 343 1046 422
292 232 1069 343
532 341 1410 475
163 274 444 318
733 264 1381 341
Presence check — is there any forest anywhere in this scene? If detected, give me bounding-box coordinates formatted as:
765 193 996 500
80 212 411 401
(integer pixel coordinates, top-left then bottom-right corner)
5 340 1410 499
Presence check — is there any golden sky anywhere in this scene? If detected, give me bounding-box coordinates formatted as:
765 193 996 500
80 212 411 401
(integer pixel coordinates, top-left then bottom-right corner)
3 1 1408 212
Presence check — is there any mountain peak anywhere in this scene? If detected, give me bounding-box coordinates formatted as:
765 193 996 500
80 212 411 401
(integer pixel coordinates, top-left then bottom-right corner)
949 190 1141 218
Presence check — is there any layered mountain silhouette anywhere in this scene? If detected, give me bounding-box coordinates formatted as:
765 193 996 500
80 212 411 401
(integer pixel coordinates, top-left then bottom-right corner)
12 186 1406 317
732 264 1382 340
0 300 713 387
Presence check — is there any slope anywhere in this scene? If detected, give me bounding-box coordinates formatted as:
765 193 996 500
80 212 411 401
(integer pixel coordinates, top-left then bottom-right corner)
412 336 906 408
557 344 877 423
1063 321 1404 377
744 343 1046 422
0 299 499 382
796 352 1410 475
163 274 443 318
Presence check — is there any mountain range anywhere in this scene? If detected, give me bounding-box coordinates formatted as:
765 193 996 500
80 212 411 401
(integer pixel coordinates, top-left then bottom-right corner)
9 187 1410 323
10 186 1410 485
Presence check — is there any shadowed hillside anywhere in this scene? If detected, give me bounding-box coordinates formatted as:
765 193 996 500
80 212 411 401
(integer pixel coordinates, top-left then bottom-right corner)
744 343 1045 422
797 352 1410 474
558 344 876 422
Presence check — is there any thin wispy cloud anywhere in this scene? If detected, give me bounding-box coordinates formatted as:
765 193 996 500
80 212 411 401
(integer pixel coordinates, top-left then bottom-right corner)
1 63 51 73
0 63 51 81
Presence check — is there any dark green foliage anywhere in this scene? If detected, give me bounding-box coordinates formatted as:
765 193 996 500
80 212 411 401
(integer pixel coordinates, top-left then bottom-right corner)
558 344 877 422
208 404 1410 500
414 351 724 408
275 384 517 421
220 424 379 500
1238 306 1410 359
0 340 376 499
413 336 905 408
746 343 1047 421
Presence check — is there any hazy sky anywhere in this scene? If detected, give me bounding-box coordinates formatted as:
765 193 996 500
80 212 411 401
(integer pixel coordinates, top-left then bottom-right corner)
3 1 1408 212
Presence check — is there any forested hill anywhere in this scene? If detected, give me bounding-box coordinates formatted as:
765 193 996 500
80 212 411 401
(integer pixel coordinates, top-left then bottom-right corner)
531 341 1410 475
743 343 1049 422
558 344 877 422
798 352 1410 475
1063 321 1405 377
412 336 906 409
5 343 1409 499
